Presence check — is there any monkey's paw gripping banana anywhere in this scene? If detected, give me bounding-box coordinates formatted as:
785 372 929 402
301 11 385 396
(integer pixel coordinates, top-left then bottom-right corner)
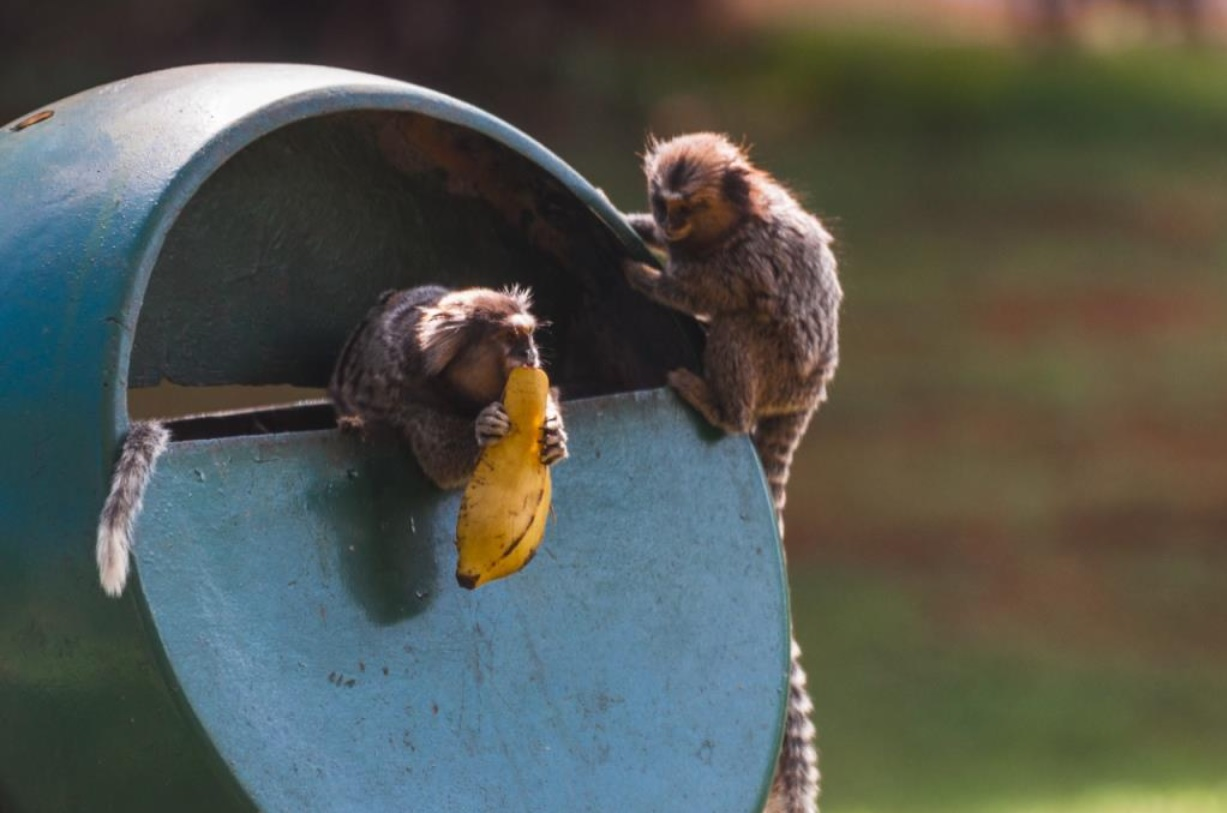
455 367 552 589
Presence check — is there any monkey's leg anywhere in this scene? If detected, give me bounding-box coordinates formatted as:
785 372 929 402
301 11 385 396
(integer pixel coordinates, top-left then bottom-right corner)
670 321 758 434
666 368 731 430
394 404 482 491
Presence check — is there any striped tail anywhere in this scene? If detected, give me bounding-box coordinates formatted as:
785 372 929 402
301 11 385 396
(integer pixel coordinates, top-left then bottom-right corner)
96 421 170 598
752 410 814 537
755 411 821 812
765 638 820 813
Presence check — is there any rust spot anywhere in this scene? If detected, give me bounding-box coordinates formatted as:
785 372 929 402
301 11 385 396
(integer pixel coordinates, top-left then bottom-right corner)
379 115 575 265
11 110 53 132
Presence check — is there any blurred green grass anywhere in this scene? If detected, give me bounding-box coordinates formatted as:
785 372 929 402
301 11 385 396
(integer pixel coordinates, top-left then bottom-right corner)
559 30 1227 813
792 564 1227 813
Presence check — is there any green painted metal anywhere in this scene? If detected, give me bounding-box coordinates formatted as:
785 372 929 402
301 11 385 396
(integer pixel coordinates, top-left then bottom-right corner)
0 64 788 811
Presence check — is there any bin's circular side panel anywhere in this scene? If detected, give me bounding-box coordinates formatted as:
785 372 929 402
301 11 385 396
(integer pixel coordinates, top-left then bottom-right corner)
137 391 790 813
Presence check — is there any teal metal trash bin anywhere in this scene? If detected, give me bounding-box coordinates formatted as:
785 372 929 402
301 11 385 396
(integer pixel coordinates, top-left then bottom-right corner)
0 64 790 812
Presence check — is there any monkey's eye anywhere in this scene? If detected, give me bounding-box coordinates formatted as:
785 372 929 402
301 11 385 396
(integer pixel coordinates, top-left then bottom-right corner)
651 195 666 221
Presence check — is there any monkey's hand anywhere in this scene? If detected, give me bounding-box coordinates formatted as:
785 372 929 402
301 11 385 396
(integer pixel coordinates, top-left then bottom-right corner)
475 402 511 448
626 212 666 249
623 259 662 295
541 401 568 466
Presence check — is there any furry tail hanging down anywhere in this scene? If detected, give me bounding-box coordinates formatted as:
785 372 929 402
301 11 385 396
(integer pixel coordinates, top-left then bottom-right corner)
765 638 820 813
96 420 169 598
752 410 815 538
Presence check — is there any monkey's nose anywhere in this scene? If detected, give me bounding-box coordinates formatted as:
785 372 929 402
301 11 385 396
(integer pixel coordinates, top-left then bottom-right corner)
514 347 541 368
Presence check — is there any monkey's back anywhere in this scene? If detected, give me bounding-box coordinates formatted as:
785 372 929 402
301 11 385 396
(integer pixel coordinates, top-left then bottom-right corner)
328 285 450 422
716 190 841 408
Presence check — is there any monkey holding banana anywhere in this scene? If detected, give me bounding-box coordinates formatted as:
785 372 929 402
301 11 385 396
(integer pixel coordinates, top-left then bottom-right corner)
96 285 567 598
328 284 567 490
623 132 842 813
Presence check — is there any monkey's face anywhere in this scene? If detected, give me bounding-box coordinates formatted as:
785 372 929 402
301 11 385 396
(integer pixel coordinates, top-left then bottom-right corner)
651 190 698 242
418 286 543 408
444 319 540 407
646 134 751 249
650 185 744 250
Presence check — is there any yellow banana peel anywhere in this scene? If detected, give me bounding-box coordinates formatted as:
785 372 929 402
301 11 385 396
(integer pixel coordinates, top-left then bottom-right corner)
455 367 552 589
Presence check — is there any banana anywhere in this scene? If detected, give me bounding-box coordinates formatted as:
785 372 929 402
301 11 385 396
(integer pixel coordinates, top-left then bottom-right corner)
455 367 552 589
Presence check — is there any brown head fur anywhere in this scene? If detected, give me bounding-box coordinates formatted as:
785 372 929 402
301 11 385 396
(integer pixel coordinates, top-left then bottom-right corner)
642 132 768 250
417 286 540 405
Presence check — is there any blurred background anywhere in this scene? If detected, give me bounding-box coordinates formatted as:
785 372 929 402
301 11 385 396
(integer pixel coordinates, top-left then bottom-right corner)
5 1 1225 811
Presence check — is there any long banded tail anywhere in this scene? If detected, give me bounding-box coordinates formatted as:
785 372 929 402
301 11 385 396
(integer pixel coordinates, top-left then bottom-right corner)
753 410 814 536
765 638 820 813
96 420 170 598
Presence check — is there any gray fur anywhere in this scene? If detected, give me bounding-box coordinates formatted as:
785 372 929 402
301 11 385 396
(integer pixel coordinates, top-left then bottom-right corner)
96 420 170 597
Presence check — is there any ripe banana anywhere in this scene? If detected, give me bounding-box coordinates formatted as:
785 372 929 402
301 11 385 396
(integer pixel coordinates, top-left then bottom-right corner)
455 367 552 589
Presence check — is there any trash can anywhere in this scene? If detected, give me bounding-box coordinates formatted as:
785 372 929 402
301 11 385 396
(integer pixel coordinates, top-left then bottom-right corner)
0 64 790 812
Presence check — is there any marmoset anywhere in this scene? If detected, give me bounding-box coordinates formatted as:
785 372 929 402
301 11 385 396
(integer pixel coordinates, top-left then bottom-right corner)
624 132 841 813
328 285 567 490
94 285 566 599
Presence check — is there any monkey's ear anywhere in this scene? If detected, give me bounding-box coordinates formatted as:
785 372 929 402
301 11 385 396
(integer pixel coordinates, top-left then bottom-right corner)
721 164 754 212
416 307 469 377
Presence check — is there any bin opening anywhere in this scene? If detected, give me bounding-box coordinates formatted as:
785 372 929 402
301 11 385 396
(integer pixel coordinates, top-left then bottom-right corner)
125 109 700 439
161 401 336 441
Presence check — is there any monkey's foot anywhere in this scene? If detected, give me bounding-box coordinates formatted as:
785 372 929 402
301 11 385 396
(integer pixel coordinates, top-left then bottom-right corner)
475 402 511 447
336 414 367 439
540 410 568 465
667 368 738 433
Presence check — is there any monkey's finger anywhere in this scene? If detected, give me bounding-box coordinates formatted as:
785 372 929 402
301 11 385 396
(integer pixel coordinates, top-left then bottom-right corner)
539 422 568 465
475 402 513 446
